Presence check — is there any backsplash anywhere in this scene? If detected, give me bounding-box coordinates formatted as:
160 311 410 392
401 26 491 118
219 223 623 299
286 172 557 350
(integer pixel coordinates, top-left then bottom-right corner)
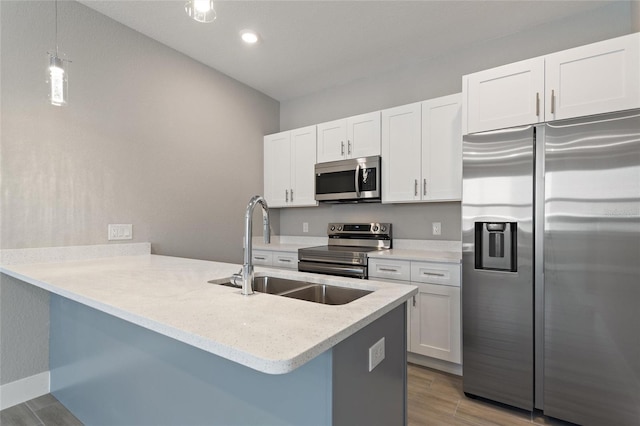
277 202 461 241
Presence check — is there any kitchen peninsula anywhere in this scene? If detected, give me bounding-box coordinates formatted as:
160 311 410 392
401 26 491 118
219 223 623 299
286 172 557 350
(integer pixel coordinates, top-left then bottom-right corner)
0 247 417 425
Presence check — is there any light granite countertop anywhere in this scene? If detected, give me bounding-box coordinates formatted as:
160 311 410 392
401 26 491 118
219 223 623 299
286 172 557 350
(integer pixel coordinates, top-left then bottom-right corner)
367 249 462 263
1 254 416 375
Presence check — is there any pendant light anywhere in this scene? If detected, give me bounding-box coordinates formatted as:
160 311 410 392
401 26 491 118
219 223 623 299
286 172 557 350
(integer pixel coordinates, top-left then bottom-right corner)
185 0 217 23
47 0 70 106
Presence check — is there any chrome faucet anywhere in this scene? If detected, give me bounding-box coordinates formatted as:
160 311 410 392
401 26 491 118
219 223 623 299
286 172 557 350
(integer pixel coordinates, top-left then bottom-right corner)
232 195 270 295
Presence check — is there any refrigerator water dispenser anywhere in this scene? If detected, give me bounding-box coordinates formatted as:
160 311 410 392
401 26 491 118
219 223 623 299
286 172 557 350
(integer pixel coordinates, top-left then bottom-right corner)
474 222 517 272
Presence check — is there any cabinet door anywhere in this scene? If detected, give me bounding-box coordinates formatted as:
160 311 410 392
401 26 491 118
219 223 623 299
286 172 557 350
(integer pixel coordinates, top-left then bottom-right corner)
273 252 298 269
347 111 381 158
317 119 346 163
465 57 544 134
381 103 422 203
545 33 640 121
251 250 273 266
410 282 461 363
264 132 291 207
421 94 462 201
290 126 318 207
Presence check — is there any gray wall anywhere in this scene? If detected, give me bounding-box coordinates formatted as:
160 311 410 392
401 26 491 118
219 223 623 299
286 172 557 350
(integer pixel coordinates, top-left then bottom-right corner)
279 1 635 240
0 0 278 387
1 0 280 262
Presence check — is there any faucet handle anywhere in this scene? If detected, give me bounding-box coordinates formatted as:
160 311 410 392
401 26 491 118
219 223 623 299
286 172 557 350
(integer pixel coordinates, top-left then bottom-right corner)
230 269 243 287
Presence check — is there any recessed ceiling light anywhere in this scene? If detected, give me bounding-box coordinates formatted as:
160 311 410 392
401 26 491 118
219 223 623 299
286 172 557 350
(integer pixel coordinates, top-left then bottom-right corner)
240 30 259 45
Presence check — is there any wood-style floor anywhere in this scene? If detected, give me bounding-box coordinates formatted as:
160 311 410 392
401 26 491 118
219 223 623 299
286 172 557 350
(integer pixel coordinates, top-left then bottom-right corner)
407 363 574 426
1 363 575 426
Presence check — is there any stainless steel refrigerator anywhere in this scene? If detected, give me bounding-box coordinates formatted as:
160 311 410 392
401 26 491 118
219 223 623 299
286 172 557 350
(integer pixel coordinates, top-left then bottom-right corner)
461 109 640 425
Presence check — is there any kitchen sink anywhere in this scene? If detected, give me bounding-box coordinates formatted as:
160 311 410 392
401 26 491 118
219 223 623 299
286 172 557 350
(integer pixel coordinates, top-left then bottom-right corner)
281 284 371 305
208 276 310 293
208 275 371 305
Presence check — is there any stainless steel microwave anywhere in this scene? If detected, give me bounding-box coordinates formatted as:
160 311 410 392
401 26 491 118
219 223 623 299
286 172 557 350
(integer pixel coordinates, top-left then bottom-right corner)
315 156 381 203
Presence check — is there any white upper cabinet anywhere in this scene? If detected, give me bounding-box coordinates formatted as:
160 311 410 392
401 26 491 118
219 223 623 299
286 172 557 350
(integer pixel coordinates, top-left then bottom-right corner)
382 102 422 202
316 111 381 163
545 33 640 121
463 33 640 134
422 93 462 201
464 58 544 134
264 125 317 208
382 94 462 203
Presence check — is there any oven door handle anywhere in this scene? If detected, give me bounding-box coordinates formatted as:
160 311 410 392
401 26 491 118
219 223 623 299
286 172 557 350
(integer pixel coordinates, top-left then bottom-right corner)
298 255 365 265
298 261 366 277
355 164 361 198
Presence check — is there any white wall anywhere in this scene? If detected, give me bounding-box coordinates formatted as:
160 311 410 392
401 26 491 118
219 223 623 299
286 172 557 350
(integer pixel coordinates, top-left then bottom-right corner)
0 0 279 387
278 1 635 240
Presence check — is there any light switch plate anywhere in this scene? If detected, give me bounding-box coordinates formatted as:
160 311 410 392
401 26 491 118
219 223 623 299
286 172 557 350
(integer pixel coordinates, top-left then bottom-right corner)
368 337 385 372
303 222 309 233
108 224 133 240
432 222 442 236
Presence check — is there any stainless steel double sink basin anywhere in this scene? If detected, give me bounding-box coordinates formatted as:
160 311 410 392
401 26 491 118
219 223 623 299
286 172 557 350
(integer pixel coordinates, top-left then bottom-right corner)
208 275 371 305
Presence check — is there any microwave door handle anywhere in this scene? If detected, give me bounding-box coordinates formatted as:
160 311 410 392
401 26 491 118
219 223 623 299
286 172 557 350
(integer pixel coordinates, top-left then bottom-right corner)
355 164 361 197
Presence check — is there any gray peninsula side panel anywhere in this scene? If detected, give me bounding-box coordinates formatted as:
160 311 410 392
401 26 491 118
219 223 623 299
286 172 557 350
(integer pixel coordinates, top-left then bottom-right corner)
49 295 332 426
332 303 407 425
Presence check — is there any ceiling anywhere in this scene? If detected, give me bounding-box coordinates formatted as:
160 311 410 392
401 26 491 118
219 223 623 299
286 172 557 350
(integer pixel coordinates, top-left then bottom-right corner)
78 0 617 102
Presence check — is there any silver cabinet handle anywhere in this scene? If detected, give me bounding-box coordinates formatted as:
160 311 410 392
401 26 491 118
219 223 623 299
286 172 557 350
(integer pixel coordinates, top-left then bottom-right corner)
413 296 416 307
379 267 399 272
341 141 345 156
355 164 361 197
285 189 289 202
422 272 445 277
423 179 427 196
278 258 292 263
414 179 418 196
536 92 540 116
290 188 293 202
254 256 266 260
348 140 352 155
551 89 555 114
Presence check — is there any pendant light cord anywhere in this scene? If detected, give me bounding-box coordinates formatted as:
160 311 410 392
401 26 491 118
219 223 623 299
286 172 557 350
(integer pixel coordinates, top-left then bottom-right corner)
55 0 59 55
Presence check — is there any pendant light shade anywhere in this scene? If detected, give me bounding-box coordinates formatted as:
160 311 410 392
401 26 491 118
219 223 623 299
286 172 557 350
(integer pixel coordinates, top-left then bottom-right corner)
185 0 217 23
48 0 70 106
47 53 68 106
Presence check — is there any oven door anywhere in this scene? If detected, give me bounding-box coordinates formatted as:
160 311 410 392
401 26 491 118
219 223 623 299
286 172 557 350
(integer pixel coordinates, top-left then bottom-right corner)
315 156 381 202
298 261 367 279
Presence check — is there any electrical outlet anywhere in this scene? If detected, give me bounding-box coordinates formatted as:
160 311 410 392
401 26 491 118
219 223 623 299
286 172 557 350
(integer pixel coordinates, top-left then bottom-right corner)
303 222 309 233
108 224 133 240
432 222 442 236
368 337 385 372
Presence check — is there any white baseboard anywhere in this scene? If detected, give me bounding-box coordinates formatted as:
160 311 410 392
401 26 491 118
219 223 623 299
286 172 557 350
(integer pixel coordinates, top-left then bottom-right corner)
0 371 50 410
408 352 462 376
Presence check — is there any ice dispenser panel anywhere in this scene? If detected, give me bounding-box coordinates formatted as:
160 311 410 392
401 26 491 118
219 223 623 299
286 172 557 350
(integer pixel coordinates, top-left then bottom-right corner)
474 222 517 272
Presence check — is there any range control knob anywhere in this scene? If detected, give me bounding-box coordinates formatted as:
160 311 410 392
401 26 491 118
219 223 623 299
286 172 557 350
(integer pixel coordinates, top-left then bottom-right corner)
330 225 336 231
373 225 379 232
381 225 387 232
337 225 343 231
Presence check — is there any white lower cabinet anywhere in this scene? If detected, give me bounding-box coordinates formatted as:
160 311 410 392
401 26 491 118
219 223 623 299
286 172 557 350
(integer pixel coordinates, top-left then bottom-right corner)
369 257 461 367
409 282 461 363
252 250 298 270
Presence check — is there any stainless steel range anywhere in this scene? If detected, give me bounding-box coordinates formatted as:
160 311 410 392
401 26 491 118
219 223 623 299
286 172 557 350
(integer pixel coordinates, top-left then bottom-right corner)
298 223 392 279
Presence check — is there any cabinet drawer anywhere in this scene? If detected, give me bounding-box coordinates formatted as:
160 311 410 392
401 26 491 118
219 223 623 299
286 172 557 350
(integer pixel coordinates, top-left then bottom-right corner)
273 252 298 269
411 262 460 287
252 250 273 266
369 258 411 282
